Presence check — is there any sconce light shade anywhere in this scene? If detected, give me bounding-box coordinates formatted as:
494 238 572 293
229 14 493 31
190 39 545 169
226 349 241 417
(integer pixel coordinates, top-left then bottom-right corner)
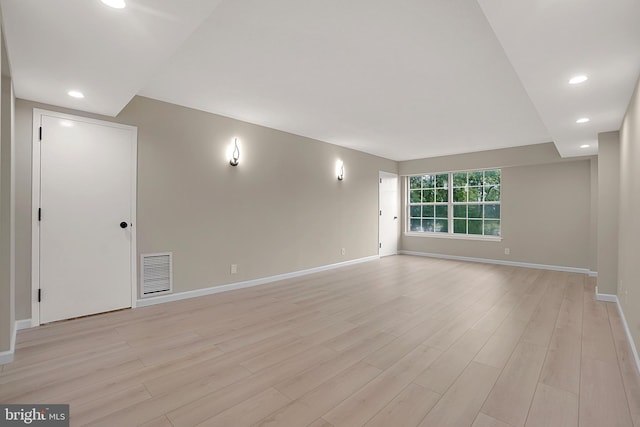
229 138 240 166
336 160 344 181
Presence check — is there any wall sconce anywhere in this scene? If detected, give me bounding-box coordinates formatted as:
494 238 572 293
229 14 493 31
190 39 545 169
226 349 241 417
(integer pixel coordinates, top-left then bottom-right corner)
229 138 240 166
336 160 344 181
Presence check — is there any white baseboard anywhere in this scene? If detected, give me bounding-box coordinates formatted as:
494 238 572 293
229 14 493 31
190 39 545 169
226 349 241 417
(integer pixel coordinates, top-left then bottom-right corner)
137 255 380 307
0 318 33 365
0 323 16 365
399 250 591 275
588 271 598 277
595 291 640 375
15 319 32 331
0 350 13 364
595 287 617 303
616 298 640 375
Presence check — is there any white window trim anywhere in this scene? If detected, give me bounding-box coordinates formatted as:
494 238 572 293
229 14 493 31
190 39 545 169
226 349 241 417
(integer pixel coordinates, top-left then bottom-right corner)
405 169 501 241
404 231 502 242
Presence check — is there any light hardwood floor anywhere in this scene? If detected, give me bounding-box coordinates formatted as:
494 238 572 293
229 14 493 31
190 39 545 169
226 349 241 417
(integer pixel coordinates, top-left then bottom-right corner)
1 255 639 427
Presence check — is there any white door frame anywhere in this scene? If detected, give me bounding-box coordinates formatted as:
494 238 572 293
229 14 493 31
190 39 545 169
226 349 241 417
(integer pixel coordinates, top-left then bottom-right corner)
378 171 399 256
31 109 138 327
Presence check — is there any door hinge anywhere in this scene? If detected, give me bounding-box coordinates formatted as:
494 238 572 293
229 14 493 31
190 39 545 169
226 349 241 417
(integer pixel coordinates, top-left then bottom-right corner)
38 289 41 302
379 243 382 248
38 208 41 221
380 178 382 184
379 210 382 216
39 126 42 141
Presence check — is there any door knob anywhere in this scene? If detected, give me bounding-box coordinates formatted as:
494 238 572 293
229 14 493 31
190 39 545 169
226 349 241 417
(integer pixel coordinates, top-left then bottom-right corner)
120 222 128 229
394 216 398 220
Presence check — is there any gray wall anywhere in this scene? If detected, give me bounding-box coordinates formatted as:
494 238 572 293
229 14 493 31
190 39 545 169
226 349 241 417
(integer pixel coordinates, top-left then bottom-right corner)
596 131 619 295
14 99 34 320
0 27 15 353
589 157 598 273
400 142 571 174
14 96 397 318
11 99 597 323
400 144 593 269
618 74 640 356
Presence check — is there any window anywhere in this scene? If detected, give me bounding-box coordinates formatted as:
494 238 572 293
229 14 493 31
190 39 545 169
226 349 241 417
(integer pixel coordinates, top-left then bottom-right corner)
407 169 501 238
408 173 449 233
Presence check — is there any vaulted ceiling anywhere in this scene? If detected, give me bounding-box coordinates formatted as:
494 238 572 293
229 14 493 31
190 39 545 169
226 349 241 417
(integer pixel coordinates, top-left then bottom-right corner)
1 0 639 161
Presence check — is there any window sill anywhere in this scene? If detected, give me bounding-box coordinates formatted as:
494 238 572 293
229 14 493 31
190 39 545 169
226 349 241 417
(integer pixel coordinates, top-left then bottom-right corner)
404 232 502 242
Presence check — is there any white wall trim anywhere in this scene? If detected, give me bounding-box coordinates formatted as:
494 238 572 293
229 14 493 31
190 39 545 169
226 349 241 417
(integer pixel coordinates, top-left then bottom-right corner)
31 109 138 326
595 287 617 302
588 271 598 278
15 319 32 331
616 297 640 375
595 291 640 376
0 319 34 365
378 170 400 257
404 232 503 242
0 323 16 365
137 255 380 307
399 250 591 274
595 290 615 302
0 348 13 365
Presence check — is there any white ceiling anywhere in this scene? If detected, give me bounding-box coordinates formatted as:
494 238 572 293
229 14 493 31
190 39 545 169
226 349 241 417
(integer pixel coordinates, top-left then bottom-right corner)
1 0 639 161
477 0 640 158
0 0 223 116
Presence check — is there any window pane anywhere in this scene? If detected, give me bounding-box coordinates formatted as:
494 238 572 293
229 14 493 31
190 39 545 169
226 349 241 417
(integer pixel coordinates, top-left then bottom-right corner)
435 219 448 233
468 204 482 218
410 176 422 189
468 187 482 202
422 189 435 203
410 218 422 232
453 205 467 218
436 188 448 202
454 219 467 233
453 172 467 187
435 205 448 218
469 171 482 186
484 170 500 185
484 204 500 219
484 220 500 236
436 174 448 188
410 190 421 203
422 205 434 218
484 185 500 202
422 219 435 232
422 175 435 188
468 220 482 234
410 205 421 217
453 188 467 202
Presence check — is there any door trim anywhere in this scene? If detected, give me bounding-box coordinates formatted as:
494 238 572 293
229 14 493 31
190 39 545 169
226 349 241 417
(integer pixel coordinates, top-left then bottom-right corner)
31 109 138 327
378 171 399 257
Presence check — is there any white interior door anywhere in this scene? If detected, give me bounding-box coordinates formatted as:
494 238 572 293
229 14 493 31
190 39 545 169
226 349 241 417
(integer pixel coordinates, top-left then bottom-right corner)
34 110 137 324
379 171 398 256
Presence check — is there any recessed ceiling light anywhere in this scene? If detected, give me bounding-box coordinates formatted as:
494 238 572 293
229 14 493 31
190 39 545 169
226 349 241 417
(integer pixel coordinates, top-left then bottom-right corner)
580 144 590 149
101 0 126 9
67 90 85 99
569 75 588 85
576 117 590 124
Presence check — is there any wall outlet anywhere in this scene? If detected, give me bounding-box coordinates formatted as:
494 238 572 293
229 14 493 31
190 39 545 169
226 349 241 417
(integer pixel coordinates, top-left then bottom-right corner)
341 248 346 256
504 248 510 255
231 264 237 274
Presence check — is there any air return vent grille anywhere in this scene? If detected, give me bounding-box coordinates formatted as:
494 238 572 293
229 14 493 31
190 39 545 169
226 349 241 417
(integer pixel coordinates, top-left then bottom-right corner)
141 252 172 297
